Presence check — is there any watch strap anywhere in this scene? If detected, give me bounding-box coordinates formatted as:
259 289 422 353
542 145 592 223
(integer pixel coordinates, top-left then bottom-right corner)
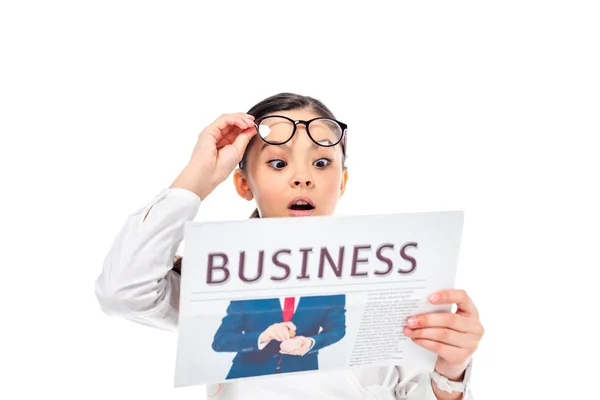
430 359 473 394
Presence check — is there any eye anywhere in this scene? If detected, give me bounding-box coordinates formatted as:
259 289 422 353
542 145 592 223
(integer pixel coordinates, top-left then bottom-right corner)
313 158 331 169
268 159 287 170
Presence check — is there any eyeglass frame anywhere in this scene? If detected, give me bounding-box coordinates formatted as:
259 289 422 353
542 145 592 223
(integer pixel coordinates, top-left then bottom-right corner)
254 115 347 147
238 115 348 169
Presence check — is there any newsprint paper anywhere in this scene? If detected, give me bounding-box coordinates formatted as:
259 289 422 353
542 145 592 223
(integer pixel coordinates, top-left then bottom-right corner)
174 211 464 387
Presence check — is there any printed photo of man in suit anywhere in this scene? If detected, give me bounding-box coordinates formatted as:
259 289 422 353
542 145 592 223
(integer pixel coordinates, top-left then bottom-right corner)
211 294 346 379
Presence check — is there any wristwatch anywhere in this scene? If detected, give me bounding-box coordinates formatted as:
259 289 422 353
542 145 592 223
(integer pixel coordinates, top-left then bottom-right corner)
430 360 472 394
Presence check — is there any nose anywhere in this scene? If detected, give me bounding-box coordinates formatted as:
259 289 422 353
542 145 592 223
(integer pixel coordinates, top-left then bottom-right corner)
292 178 313 188
288 127 314 188
290 166 313 188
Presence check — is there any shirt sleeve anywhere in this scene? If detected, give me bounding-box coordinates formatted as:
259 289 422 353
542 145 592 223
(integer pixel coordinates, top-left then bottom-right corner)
94 187 201 331
396 361 475 399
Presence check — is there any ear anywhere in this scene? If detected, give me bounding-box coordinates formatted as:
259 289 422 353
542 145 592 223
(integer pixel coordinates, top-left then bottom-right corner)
233 168 254 201
339 168 348 198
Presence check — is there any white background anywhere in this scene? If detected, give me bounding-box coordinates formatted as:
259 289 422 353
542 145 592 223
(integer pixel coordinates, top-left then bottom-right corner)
1 1 598 399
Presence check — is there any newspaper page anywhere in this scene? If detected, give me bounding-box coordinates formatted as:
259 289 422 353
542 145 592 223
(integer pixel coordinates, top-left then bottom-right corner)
174 211 464 387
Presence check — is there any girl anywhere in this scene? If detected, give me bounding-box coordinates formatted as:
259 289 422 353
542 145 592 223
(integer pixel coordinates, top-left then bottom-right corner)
95 93 484 399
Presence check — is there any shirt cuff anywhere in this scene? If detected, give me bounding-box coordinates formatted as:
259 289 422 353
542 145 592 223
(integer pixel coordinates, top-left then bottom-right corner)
462 358 474 393
258 337 269 350
306 337 315 352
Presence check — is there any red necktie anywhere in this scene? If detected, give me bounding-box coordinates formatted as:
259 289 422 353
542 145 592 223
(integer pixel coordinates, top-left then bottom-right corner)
282 297 295 322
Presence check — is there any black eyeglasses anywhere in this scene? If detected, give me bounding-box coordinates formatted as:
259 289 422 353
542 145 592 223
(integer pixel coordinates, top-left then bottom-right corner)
254 115 347 147
238 115 347 169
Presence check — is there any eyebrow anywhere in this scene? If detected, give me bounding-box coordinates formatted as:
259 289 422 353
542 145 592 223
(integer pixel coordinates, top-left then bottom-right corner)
260 142 281 152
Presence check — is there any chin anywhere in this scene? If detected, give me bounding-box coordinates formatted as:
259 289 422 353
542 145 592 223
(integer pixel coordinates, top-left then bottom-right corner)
287 208 317 217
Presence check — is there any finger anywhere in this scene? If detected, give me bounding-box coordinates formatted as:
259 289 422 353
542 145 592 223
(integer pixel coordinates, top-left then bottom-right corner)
280 327 291 341
283 322 297 332
222 112 255 123
267 330 278 342
430 289 478 316
222 124 256 139
279 347 299 356
299 344 309 356
221 113 255 132
411 338 472 366
276 325 290 341
235 112 255 121
229 126 257 155
216 127 257 168
271 327 284 342
406 312 473 333
220 124 255 145
242 115 256 126
404 327 477 349
290 347 303 356
231 113 255 126
206 115 251 142
238 114 256 130
226 116 251 132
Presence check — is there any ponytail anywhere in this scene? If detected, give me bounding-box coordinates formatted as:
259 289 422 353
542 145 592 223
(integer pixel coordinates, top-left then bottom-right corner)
173 255 182 275
249 208 260 218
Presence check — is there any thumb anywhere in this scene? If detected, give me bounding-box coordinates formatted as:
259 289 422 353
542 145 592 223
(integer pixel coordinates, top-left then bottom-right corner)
231 127 257 160
217 128 257 172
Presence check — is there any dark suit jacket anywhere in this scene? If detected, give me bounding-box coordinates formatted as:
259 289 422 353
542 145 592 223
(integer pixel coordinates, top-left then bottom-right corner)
212 294 346 379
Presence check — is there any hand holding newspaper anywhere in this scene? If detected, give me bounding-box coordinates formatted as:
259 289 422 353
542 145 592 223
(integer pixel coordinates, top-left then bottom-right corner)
174 211 464 387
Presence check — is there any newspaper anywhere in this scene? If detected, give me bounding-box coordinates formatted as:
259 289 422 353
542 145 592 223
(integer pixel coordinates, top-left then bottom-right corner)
174 211 464 387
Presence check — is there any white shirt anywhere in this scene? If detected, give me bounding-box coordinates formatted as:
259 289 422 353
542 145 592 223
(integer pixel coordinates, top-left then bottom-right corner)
94 187 475 400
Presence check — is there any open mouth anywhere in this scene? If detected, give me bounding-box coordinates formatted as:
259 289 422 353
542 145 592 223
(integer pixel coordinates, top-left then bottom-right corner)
288 197 316 211
289 201 315 211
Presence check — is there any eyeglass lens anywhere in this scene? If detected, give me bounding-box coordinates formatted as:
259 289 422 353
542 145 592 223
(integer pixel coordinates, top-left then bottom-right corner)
257 117 343 146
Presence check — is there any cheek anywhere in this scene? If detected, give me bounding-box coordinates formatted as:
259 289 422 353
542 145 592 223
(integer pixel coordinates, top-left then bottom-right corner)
251 175 285 206
257 187 281 205
317 172 344 203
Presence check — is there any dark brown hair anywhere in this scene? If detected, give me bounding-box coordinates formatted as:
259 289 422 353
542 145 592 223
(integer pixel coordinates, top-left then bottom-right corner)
172 93 344 274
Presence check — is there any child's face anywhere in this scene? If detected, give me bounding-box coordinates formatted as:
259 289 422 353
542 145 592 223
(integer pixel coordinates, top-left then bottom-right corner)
234 108 348 218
